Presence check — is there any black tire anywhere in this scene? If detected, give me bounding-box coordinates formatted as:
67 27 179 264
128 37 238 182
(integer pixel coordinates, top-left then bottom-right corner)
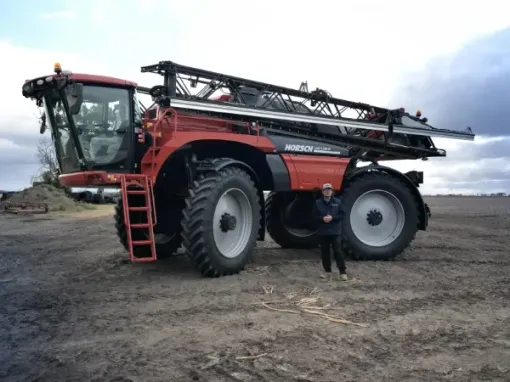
265 192 319 249
341 172 419 260
92 193 102 204
82 191 93 203
181 165 261 277
114 193 183 259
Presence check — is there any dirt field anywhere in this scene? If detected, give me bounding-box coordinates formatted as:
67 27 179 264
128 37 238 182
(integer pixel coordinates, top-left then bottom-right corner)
1 197 509 381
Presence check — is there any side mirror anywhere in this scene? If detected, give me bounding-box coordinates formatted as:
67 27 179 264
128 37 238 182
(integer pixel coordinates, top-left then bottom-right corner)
68 83 83 114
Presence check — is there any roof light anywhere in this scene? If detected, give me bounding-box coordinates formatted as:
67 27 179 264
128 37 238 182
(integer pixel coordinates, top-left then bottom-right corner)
54 62 62 74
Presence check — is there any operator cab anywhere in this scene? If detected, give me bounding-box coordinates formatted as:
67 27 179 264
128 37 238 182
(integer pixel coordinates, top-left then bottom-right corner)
22 63 144 177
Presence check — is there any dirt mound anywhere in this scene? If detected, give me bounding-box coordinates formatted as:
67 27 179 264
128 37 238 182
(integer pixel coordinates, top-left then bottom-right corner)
0 184 93 213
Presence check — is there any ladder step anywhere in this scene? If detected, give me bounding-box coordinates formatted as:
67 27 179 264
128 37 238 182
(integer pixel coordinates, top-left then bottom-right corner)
120 174 157 263
131 223 151 229
129 206 149 211
132 240 153 246
132 257 157 263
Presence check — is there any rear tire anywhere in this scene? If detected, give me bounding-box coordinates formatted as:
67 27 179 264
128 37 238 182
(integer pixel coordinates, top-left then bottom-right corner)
181 165 261 277
265 191 319 249
341 172 419 260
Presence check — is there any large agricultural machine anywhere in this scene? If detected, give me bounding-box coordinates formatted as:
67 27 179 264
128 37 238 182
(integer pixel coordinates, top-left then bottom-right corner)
21 61 475 277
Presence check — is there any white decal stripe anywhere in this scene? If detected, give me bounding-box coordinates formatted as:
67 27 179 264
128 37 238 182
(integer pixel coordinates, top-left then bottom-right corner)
313 149 343 155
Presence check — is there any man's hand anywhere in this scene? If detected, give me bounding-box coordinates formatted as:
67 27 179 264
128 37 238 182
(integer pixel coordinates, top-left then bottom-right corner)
323 215 332 223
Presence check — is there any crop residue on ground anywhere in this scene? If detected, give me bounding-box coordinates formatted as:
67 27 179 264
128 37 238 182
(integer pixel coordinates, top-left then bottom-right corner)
0 196 509 381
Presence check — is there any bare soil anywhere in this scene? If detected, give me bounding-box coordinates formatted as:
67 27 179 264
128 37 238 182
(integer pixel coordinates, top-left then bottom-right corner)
0 197 509 382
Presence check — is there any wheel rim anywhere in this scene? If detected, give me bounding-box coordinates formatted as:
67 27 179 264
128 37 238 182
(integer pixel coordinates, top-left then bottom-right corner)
349 189 405 247
213 188 253 258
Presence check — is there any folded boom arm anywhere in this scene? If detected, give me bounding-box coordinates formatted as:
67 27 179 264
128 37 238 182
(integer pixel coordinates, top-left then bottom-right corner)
138 60 475 160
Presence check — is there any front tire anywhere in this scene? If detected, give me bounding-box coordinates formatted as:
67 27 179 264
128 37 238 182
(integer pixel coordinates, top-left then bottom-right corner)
341 172 419 260
181 165 261 277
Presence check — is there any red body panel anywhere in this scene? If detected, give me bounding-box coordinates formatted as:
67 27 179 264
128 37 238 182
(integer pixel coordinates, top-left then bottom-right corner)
58 108 351 191
60 171 123 186
33 73 138 87
142 108 276 179
74 74 137 87
147 131 276 180
209 94 233 102
59 109 276 187
281 154 351 191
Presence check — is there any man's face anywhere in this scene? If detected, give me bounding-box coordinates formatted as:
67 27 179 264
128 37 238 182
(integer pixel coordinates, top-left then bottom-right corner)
322 188 333 197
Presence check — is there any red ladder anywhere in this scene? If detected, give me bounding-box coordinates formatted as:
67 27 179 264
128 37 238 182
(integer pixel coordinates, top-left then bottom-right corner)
120 175 157 263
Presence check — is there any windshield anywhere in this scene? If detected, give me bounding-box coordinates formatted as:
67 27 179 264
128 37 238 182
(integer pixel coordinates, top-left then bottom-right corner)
44 85 132 173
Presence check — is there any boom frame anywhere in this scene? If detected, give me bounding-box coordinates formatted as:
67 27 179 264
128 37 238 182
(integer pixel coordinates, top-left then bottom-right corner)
137 60 474 161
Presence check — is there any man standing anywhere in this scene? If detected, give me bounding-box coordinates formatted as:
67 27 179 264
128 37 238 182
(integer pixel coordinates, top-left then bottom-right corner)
313 183 348 281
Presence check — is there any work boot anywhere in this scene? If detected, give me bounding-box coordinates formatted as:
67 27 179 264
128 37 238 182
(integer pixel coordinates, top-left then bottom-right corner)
320 272 332 281
338 273 349 281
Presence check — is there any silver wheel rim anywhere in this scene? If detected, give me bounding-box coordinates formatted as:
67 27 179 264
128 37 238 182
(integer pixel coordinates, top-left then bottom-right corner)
350 189 405 247
213 188 253 258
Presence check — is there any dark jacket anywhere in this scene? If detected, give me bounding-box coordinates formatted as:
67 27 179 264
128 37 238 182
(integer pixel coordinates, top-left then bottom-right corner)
313 196 345 235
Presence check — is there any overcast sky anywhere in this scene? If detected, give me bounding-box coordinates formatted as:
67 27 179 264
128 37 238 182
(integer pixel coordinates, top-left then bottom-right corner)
1 0 509 194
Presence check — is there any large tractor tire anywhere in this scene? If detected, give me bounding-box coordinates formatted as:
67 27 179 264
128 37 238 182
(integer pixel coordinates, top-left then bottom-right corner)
81 190 93 203
265 191 319 249
181 164 261 277
114 191 183 259
341 172 419 260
